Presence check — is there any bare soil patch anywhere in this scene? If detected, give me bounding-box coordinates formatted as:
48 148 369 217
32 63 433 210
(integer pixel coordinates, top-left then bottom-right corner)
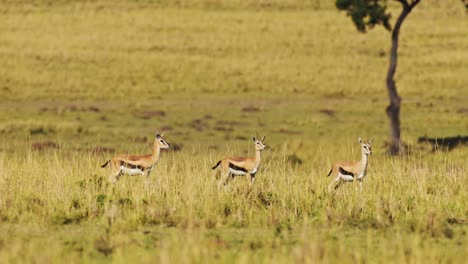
31 141 60 151
134 111 166 120
241 106 261 113
318 109 336 117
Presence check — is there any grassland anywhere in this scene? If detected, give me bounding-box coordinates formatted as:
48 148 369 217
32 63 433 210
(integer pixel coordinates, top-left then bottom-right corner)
0 0 467 263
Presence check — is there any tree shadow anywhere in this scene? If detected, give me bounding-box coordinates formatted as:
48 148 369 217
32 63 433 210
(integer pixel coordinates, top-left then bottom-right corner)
418 135 468 151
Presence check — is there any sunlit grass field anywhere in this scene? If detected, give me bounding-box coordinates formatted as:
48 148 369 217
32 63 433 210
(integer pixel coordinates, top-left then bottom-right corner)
0 0 467 262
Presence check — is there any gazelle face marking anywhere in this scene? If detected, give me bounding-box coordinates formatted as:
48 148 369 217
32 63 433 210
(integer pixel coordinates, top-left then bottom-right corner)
253 136 267 151
359 137 372 155
156 133 170 149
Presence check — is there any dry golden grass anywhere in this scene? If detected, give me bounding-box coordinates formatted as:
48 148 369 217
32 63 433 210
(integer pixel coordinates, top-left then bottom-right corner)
0 142 466 262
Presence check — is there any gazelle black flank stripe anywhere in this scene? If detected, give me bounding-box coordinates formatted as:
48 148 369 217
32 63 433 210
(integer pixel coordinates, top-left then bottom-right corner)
121 161 146 171
339 167 354 178
228 163 248 173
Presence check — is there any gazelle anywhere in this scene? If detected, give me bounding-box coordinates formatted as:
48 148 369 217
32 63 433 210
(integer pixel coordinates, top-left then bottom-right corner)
212 136 266 190
327 137 373 192
101 132 170 183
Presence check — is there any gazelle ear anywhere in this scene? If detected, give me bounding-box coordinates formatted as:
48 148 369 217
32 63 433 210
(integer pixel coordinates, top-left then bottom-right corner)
359 137 362 144
368 139 373 145
161 130 165 137
156 132 161 138
252 136 257 142
261 136 266 142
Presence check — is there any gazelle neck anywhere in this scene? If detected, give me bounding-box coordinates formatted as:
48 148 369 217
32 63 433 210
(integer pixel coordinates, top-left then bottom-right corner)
151 141 161 163
255 149 262 166
360 151 368 169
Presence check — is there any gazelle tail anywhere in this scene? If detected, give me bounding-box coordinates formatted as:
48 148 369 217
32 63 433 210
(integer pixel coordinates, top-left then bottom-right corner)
101 160 110 168
212 160 221 170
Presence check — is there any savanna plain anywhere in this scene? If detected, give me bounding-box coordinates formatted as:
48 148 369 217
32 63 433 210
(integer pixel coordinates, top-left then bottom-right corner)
0 0 467 263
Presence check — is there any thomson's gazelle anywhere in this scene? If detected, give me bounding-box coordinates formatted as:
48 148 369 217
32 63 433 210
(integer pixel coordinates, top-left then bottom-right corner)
101 132 170 183
327 137 373 192
212 136 266 190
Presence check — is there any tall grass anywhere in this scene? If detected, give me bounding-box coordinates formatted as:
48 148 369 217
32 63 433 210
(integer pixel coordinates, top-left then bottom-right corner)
0 142 466 262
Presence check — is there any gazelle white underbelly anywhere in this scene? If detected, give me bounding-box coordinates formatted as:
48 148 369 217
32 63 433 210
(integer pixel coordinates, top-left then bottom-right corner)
339 171 366 181
339 174 355 181
229 168 247 176
120 166 145 176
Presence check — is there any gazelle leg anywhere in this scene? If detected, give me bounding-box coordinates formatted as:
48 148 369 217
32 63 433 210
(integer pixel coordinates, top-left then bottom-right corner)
144 170 151 185
250 176 256 186
334 179 343 190
146 169 152 179
224 174 235 191
109 161 122 183
328 176 341 193
213 169 221 180
246 174 255 187
218 169 230 190
328 179 335 193
111 169 122 183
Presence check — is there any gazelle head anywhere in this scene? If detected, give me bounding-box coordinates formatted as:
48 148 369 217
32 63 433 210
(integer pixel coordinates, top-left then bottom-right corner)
359 137 373 155
155 131 170 149
252 136 267 151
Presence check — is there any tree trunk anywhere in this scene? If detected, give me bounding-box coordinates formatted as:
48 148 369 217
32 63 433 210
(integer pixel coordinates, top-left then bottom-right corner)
386 1 418 155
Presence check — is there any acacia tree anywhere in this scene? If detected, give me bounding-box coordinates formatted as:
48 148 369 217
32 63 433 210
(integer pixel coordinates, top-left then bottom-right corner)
336 0 466 155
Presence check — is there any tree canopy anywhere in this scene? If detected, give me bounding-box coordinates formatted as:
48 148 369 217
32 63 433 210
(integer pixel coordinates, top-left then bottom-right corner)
337 0 467 34
336 0 392 32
